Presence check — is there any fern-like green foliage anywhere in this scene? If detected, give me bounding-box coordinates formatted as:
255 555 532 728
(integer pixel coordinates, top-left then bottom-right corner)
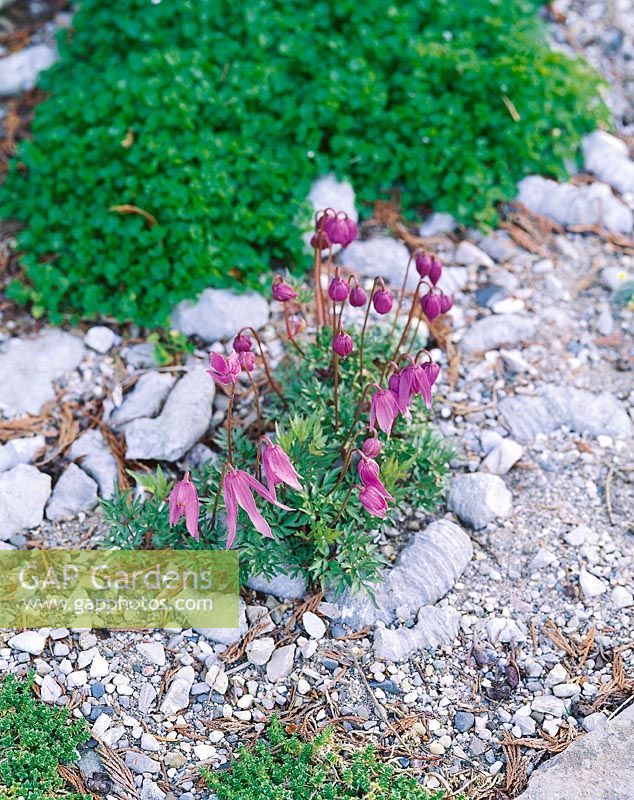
0 672 89 800
102 326 450 595
1 0 607 325
204 717 449 799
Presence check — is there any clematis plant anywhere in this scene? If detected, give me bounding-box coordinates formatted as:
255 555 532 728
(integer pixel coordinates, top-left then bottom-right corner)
111 208 452 594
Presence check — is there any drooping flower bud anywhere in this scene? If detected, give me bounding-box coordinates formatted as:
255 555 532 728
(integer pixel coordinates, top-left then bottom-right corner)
310 229 331 250
349 285 367 307
233 334 252 353
239 350 256 371
372 288 394 315
415 250 433 278
272 278 297 302
328 276 350 303
439 294 453 313
362 437 382 458
332 332 354 358
420 292 442 321
429 256 443 285
324 215 357 247
421 360 440 386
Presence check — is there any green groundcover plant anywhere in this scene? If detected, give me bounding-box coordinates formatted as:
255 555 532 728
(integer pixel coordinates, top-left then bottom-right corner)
204 716 452 799
1 0 607 325
0 672 89 800
103 211 451 595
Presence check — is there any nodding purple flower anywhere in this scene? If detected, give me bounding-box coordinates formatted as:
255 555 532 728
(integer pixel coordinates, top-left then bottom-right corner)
429 257 443 286
349 285 367 307
420 292 442 321
208 351 241 385
357 484 389 519
373 288 394 315
332 332 354 358
233 334 252 353
239 350 256 372
261 437 303 501
362 437 382 458
272 279 297 302
324 215 357 247
169 472 199 541
328 275 350 303
415 251 433 279
357 456 394 500
369 387 400 435
398 361 432 410
421 360 440 387
223 466 292 549
439 294 453 314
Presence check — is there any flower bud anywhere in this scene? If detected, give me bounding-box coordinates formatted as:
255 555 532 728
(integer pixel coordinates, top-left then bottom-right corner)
239 350 256 371
323 215 357 247
310 229 330 250
349 285 367 307
372 288 394 315
439 294 453 313
362 437 382 458
272 279 297 302
420 292 442 321
421 360 440 386
233 334 252 353
332 332 354 358
415 251 433 278
328 276 350 303
429 257 443 285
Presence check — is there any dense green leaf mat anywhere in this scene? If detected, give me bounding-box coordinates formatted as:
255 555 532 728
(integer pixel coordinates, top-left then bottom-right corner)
2 0 607 325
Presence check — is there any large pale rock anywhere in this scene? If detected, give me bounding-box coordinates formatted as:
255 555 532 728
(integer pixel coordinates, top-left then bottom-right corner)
342 237 413 288
447 473 512 529
480 439 523 475
46 463 98 521
517 704 634 800
517 175 633 234
266 644 296 682
308 175 357 221
0 330 85 417
374 606 461 662
172 289 269 343
125 366 215 461
0 435 45 473
194 599 247 645
460 314 537 353
499 386 632 443
0 44 57 95
69 429 118 499
0 464 51 539
110 372 175 429
454 241 494 268
8 630 46 655
334 520 472 628
583 131 634 196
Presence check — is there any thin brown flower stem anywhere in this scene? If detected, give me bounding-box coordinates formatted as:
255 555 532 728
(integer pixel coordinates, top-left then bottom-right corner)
357 278 381 385
210 462 229 529
246 368 262 433
332 483 356 526
387 279 426 371
331 299 340 430
255 437 263 482
283 304 305 356
389 254 414 340
313 248 326 329
240 326 288 408
339 383 374 456
226 384 235 466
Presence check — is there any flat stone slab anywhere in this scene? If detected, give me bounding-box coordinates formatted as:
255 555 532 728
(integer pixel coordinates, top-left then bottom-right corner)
517 704 634 800
172 289 269 343
0 464 51 540
69 429 119 499
124 366 215 462
334 519 472 628
499 386 632 443
0 330 85 417
110 371 175 429
460 314 537 353
342 237 414 288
